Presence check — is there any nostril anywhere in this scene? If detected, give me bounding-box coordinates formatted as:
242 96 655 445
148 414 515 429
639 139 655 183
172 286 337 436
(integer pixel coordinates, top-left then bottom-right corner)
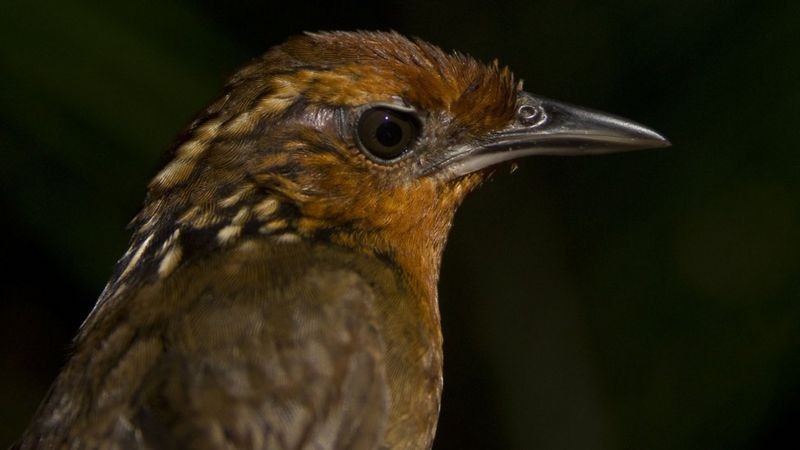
517 104 544 127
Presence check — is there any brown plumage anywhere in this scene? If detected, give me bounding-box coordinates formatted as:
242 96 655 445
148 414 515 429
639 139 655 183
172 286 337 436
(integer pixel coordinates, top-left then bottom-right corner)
17 31 667 449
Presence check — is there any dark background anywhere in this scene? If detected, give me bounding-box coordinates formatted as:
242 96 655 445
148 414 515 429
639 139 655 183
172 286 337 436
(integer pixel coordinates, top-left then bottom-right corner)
1 1 798 449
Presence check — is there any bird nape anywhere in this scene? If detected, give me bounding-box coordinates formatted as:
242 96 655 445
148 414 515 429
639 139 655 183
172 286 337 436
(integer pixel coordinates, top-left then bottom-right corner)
16 31 668 450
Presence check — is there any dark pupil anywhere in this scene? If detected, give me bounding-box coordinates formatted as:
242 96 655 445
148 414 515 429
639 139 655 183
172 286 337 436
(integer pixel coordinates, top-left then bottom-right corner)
375 118 403 148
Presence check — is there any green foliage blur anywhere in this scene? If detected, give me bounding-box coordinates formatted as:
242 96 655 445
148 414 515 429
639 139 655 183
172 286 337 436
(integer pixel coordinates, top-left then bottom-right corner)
1 1 798 449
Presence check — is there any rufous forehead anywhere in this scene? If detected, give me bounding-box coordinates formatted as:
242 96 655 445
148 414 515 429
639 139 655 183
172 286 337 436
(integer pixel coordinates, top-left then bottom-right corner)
270 60 513 108
272 32 521 133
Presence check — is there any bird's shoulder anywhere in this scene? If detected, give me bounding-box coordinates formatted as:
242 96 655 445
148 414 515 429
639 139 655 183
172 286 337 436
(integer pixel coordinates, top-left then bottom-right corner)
130 238 392 449
20 238 400 450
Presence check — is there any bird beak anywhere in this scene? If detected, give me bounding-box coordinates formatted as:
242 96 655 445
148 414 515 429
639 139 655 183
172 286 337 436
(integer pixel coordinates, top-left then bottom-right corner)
443 91 671 177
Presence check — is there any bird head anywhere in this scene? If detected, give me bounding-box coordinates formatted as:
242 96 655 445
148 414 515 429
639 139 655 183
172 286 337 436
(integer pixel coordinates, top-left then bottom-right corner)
121 31 667 299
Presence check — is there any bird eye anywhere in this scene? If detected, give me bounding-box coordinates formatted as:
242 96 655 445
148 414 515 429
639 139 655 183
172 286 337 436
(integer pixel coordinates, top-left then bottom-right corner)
356 107 420 160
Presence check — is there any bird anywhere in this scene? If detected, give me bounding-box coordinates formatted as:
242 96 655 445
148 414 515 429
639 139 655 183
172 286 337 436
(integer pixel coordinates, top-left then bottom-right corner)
16 31 668 450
